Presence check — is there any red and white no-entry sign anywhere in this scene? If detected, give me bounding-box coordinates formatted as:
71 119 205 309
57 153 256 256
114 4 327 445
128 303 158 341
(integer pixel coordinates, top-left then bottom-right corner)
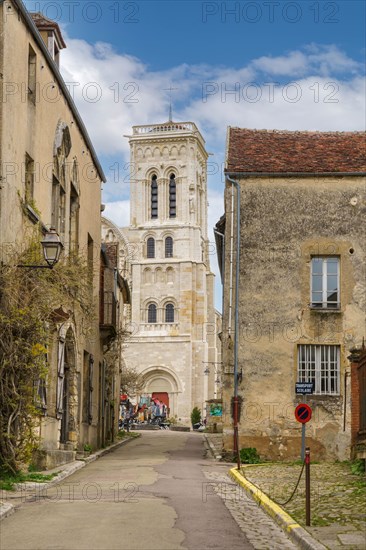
295 403 312 424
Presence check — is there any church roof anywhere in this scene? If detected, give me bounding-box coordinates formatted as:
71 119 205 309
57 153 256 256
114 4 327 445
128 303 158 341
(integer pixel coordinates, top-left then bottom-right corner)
226 128 366 174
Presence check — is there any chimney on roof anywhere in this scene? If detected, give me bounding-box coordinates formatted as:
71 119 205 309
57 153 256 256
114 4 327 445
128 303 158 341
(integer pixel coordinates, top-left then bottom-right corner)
30 12 66 68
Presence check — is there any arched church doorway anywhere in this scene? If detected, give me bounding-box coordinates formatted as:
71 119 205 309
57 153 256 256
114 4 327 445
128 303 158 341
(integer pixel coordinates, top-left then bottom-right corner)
140 367 181 418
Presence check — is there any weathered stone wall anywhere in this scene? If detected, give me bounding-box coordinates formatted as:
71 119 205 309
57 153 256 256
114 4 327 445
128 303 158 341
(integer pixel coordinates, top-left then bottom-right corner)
0 2 105 459
222 175 366 460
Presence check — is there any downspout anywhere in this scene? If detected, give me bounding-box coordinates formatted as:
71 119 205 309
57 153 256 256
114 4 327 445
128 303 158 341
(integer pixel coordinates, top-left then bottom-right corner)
228 186 235 335
213 228 225 314
226 174 241 469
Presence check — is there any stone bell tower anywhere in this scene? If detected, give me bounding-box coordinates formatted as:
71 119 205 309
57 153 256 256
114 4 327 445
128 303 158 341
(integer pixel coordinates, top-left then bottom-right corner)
122 121 217 423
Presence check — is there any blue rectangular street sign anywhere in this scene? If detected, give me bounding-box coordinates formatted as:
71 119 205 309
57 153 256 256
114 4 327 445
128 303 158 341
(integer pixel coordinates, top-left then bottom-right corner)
295 382 314 394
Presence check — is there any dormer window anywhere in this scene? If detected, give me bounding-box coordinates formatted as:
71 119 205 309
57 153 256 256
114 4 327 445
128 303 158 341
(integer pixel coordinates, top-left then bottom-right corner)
30 13 66 69
47 32 60 66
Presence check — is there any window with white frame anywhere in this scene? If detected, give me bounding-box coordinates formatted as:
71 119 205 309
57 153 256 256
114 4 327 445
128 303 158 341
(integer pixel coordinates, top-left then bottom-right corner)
298 345 340 395
311 257 340 309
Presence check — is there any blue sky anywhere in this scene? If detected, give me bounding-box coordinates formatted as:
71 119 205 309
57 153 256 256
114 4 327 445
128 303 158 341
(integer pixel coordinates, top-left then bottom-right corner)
24 0 366 308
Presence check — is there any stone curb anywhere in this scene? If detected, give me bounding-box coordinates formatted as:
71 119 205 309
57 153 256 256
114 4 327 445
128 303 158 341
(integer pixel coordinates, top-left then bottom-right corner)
229 468 327 550
0 502 15 521
204 434 222 460
0 434 140 521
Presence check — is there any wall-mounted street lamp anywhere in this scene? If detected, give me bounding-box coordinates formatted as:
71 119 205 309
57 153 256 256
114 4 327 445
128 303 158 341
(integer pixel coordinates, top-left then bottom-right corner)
17 228 64 269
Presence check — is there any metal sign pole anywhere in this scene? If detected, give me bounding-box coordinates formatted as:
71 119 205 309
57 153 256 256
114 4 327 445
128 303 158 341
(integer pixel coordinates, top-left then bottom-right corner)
305 447 311 526
301 423 306 461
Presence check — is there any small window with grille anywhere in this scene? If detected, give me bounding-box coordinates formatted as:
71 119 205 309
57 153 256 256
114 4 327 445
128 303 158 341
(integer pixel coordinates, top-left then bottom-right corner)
298 345 340 395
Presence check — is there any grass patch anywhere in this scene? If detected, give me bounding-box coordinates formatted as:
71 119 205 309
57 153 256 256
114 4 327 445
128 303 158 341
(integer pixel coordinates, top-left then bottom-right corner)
0 470 60 491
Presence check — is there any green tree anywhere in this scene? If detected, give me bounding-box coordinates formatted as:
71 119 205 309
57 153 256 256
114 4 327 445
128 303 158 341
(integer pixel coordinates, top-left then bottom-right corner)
190 406 201 426
0 232 94 474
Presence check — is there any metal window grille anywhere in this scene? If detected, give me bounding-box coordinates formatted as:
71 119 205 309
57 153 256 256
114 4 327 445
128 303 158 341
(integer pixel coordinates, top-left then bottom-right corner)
148 303 157 323
165 237 173 258
147 237 155 258
311 257 340 309
169 174 176 218
151 176 158 218
298 345 340 395
165 303 174 323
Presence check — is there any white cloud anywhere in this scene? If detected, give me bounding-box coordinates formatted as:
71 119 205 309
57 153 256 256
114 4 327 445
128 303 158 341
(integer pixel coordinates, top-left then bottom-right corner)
252 50 308 76
251 45 362 77
103 200 130 227
60 38 365 166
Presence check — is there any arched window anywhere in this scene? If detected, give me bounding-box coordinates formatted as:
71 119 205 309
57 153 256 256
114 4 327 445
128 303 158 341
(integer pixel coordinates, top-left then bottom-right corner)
165 303 174 323
151 175 158 219
147 237 155 258
148 303 157 323
169 174 176 218
165 236 173 258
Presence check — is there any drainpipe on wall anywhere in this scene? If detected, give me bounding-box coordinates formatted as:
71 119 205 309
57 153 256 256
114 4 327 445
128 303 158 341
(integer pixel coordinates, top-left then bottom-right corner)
226 174 241 469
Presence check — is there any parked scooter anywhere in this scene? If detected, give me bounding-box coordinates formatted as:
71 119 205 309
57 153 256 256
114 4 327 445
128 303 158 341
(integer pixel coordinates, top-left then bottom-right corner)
192 421 205 431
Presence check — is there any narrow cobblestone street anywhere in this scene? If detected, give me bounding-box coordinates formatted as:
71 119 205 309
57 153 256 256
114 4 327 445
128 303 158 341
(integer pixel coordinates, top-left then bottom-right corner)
0 432 298 550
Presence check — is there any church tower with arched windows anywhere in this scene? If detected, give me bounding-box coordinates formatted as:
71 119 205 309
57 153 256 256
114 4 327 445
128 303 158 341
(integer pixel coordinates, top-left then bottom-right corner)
105 121 218 423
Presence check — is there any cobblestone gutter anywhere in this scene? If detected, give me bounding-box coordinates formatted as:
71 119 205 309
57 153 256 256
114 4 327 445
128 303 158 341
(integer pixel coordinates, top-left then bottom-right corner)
205 433 366 549
241 462 366 550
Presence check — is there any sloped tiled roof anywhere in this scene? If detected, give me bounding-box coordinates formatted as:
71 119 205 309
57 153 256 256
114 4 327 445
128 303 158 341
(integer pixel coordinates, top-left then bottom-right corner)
226 128 366 174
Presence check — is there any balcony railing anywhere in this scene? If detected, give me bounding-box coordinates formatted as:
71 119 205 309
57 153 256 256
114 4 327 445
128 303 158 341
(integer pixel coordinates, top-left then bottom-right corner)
133 122 196 135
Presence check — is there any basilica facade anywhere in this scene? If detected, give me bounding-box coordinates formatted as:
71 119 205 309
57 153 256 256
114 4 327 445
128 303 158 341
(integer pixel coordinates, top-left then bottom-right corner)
102 121 220 423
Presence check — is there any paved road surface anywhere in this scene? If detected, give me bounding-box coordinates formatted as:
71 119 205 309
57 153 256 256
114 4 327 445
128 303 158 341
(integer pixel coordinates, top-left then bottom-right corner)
0 432 298 549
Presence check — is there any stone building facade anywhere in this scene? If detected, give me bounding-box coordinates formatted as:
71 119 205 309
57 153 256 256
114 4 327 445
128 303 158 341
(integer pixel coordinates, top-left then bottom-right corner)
0 1 123 467
102 121 219 423
219 128 366 461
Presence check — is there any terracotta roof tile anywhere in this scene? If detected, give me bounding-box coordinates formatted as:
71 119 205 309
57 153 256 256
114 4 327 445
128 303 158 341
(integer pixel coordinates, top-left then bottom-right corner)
226 128 366 174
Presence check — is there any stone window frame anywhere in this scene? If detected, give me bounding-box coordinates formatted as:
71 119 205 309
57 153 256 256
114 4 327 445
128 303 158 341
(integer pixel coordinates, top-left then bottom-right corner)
297 344 340 395
162 297 178 324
